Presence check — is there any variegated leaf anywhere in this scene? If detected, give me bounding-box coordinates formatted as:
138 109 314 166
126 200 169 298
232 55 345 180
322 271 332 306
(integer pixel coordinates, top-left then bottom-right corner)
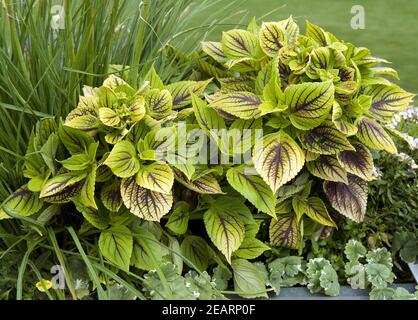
226 166 275 217
204 203 246 263
192 94 226 132
222 29 259 60
292 197 336 227
40 173 85 204
299 120 355 154
165 201 190 235
99 107 120 128
129 95 146 122
120 177 173 221
100 180 123 212
180 235 209 272
209 91 262 119
74 200 109 229
218 76 255 92
201 41 228 64
0 186 43 218
306 155 348 184
269 212 301 250
136 162 174 194
104 140 140 178
99 225 133 271
145 89 173 120
40 172 86 199
65 106 98 132
259 22 285 56
253 131 305 192
323 174 368 223
332 102 357 136
80 165 97 209
337 142 374 181
286 81 334 130
306 47 333 79
166 79 211 109
356 117 397 154
306 21 330 46
278 16 299 46
173 168 223 194
365 85 415 122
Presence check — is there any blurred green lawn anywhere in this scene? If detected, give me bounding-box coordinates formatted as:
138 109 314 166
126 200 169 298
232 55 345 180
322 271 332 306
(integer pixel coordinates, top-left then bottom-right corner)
192 0 418 93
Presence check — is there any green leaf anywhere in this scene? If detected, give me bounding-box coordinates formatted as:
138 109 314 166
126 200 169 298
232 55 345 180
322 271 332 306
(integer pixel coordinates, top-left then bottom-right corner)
59 153 91 171
40 133 59 174
165 202 190 235
299 120 355 155
180 235 209 272
306 21 330 46
356 117 397 154
306 155 348 184
226 166 275 217
145 89 173 120
344 239 367 262
365 85 415 122
131 226 166 271
337 142 374 181
222 29 259 60
120 177 173 221
0 186 43 218
292 197 336 227
231 259 267 298
80 165 97 209
253 131 305 192
209 91 262 119
166 79 211 109
212 265 232 291
235 236 270 260
99 225 133 271
365 263 395 288
59 121 94 155
74 200 109 230
319 264 340 296
306 258 340 296
100 180 123 212
203 201 246 263
323 174 368 222
269 212 301 250
286 81 334 130
145 66 164 90
259 22 285 56
104 140 140 178
136 162 174 194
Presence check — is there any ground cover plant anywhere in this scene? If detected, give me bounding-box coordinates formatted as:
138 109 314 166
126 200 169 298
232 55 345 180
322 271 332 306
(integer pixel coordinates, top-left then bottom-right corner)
0 2 416 300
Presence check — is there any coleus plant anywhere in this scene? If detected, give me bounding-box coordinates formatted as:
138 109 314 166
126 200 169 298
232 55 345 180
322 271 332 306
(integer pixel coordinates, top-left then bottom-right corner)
0 16 415 286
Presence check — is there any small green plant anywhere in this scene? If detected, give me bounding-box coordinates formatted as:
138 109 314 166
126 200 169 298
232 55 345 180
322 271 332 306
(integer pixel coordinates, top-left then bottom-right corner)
1 15 416 299
344 239 418 300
